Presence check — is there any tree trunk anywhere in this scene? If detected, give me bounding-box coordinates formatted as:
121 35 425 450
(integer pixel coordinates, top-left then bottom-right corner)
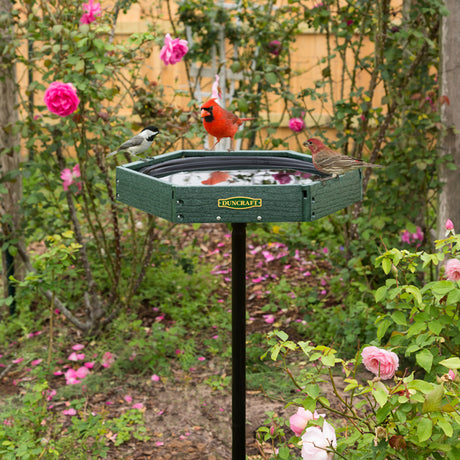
437 1 460 236
0 0 22 306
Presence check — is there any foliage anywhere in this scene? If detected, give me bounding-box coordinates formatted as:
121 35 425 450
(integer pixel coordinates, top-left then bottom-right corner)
259 231 460 459
0 0 456 457
0 380 149 459
0 0 450 336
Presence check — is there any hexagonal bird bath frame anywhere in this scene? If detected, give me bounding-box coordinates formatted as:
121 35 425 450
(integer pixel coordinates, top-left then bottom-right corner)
116 149 362 458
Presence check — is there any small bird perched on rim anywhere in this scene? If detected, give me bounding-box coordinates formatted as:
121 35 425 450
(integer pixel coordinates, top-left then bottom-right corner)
303 138 383 179
107 126 160 158
200 98 256 151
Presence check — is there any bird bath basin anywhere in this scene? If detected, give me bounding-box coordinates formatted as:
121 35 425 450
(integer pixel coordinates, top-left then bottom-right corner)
116 149 362 458
115 149 362 223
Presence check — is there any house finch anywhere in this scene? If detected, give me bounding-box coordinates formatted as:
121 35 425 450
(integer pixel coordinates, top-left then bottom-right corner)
200 98 255 150
303 138 383 179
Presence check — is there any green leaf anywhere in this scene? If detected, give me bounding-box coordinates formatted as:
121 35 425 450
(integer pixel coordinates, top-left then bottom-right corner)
270 343 281 361
374 286 387 303
382 258 392 274
320 352 336 367
437 417 453 437
447 288 460 306
276 330 288 341
407 380 435 394
298 341 313 356
417 417 432 442
265 73 278 85
343 378 359 392
376 403 392 424
439 357 460 369
94 62 105 73
416 349 433 373
428 320 443 335
230 62 241 73
305 383 320 399
376 318 391 340
237 99 249 113
422 384 444 414
430 281 455 296
75 59 85 71
391 311 407 326
373 385 389 407
407 321 426 337
405 285 423 305
278 446 290 459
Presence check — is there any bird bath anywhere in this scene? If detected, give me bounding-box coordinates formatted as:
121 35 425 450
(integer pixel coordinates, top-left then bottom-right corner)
116 149 362 458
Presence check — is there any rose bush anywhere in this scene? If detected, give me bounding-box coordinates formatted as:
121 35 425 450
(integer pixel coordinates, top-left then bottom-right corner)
258 227 460 459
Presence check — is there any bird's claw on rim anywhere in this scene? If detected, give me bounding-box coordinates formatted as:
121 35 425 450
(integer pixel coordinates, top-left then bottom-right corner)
319 175 338 184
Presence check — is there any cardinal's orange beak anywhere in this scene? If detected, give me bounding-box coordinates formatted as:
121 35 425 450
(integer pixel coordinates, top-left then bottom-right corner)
200 109 209 118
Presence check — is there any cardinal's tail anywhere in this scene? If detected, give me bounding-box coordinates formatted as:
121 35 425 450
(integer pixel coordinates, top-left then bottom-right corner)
240 117 256 122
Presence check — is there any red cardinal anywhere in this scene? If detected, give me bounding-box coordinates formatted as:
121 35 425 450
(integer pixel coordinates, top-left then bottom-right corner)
200 98 255 150
303 138 383 179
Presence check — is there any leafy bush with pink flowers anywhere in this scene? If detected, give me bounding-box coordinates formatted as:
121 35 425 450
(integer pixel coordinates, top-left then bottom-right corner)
258 227 460 459
0 0 457 456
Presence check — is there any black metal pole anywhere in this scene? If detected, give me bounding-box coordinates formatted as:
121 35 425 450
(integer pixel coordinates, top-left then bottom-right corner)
232 222 246 459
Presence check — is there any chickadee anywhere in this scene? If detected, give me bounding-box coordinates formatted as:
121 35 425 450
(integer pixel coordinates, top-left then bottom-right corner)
107 126 160 158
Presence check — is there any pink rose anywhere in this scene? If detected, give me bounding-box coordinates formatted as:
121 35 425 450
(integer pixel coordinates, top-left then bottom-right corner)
290 407 321 436
288 117 305 132
445 219 454 231
80 0 101 24
268 40 282 55
44 82 80 117
361 346 399 380
301 420 336 460
445 259 460 281
60 164 82 193
159 33 189 66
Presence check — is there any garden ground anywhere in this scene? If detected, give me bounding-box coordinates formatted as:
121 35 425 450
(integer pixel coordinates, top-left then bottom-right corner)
0 223 354 459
